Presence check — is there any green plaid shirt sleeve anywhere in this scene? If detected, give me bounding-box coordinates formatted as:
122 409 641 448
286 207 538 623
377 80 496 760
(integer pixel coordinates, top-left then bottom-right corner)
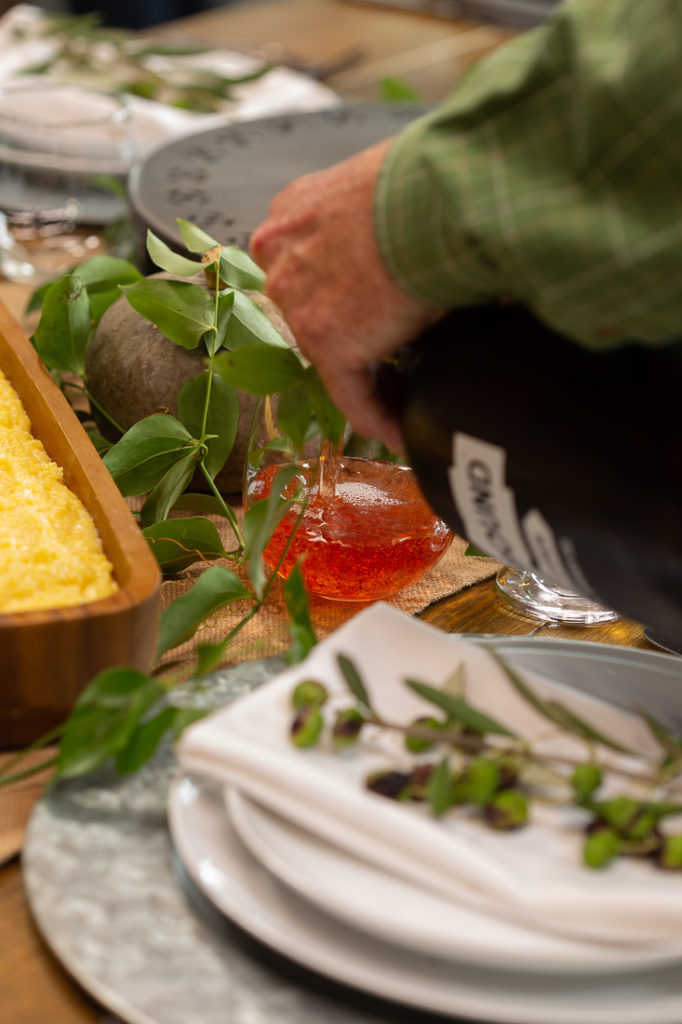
374 0 682 347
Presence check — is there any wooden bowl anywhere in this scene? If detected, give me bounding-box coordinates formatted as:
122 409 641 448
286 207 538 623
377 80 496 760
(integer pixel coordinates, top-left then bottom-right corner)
0 299 161 747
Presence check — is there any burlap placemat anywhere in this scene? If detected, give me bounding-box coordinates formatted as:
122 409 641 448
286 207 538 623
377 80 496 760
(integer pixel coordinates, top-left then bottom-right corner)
0 749 56 866
156 529 500 679
0 516 498 863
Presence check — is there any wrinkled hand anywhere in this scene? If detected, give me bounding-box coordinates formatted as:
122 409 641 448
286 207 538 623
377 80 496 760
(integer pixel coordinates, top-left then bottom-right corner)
250 139 442 452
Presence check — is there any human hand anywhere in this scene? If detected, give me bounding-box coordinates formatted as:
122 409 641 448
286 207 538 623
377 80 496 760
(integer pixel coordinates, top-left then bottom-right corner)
249 139 443 452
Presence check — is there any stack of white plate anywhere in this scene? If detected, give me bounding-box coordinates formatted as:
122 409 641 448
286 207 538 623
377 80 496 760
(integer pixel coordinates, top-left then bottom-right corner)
169 607 682 1024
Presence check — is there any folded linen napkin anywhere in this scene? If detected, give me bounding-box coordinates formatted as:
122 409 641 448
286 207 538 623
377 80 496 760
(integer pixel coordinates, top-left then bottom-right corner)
178 603 682 949
0 5 338 163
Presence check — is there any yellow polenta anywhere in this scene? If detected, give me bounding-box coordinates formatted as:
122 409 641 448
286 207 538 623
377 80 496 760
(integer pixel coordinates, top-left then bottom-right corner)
0 367 117 613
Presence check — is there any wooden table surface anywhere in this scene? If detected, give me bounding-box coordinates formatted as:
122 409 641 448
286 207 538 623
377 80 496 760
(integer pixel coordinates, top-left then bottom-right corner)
0 1 657 1021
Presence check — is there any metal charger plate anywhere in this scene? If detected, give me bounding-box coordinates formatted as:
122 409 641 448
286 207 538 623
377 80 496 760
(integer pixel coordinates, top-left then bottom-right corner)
128 104 429 254
22 636 682 1024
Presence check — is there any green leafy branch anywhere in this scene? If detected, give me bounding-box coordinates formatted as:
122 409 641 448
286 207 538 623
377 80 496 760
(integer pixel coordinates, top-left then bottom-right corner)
1 220 346 789
289 652 682 871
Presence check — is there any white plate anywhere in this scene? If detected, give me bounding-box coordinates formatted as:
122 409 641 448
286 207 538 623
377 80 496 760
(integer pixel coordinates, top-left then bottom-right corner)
226 786 682 975
168 772 682 1024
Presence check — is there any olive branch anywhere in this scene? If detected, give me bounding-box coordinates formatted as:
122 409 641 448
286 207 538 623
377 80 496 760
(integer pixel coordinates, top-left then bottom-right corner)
289 652 682 871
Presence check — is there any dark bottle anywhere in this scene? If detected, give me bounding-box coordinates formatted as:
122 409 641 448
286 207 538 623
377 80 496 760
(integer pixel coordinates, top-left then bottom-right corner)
378 303 682 637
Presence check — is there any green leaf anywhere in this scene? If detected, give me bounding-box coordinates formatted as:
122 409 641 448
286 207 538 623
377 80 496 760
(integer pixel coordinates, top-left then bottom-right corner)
143 516 230 573
215 343 305 395
379 76 423 102
441 663 467 699
427 757 454 817
177 218 219 254
242 465 300 596
26 255 142 318
139 448 201 526
213 289 235 353
405 678 517 737
542 699 636 755
56 668 165 779
277 380 313 453
639 709 682 763
121 279 214 349
177 371 239 479
103 414 194 495
114 705 179 774
224 290 289 349
337 653 371 708
146 229 204 276
85 428 112 454
156 565 252 657
304 366 346 445
491 652 633 754
464 544 491 558
218 246 266 291
171 706 209 738
194 638 230 676
69 255 142 320
283 561 317 663
170 492 227 516
32 273 91 375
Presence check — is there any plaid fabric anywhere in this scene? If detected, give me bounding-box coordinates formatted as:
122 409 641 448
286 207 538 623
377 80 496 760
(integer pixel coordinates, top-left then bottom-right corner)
375 0 682 346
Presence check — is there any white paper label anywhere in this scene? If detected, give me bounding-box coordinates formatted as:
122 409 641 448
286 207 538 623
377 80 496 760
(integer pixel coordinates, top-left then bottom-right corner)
521 508 574 589
448 433 531 566
448 432 579 589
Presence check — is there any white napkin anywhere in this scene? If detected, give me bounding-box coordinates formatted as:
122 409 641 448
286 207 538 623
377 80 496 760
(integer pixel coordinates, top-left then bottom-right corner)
178 603 682 949
0 5 339 163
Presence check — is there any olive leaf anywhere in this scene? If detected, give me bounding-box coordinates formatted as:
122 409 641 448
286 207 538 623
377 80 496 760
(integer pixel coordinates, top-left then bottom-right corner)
121 278 215 349
441 663 467 698
56 668 165 779
32 273 91 376
156 564 252 658
282 561 317 664
143 516 230 573
337 653 371 709
405 678 517 737
146 229 204 277
638 708 682 764
139 448 202 527
218 246 266 291
427 757 454 817
491 651 634 754
177 371 240 479
103 414 194 495
215 343 305 395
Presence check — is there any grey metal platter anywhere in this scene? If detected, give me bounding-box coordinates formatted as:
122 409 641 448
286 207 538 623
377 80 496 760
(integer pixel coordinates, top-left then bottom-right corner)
21 635 682 1024
128 104 429 255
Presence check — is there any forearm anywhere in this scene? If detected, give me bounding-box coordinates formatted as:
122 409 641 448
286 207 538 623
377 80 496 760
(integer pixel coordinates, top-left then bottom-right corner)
375 0 682 346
